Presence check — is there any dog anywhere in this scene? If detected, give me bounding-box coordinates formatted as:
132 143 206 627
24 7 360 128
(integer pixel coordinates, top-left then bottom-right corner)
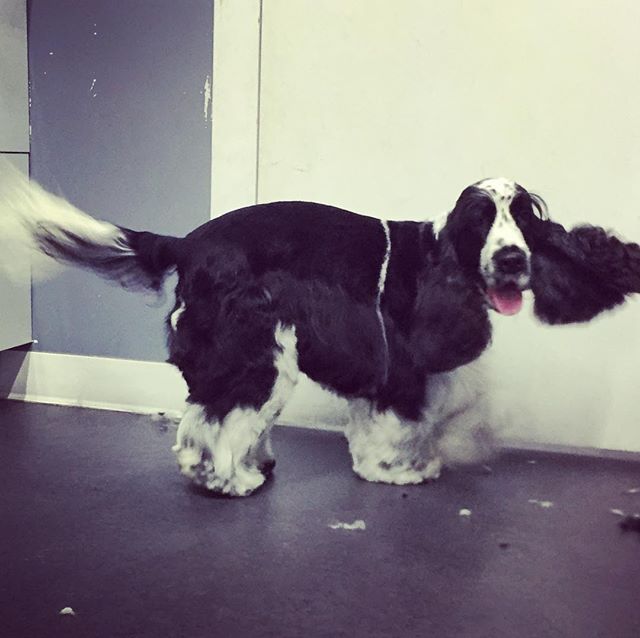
2 163 640 496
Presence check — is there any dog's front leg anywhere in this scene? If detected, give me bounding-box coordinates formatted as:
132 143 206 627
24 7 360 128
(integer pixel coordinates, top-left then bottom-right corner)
345 400 442 485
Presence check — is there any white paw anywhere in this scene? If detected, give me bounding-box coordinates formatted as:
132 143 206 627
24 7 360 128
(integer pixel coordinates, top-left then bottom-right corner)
224 467 266 497
200 465 266 497
173 444 206 479
173 444 266 497
352 457 443 485
424 457 442 480
352 463 425 485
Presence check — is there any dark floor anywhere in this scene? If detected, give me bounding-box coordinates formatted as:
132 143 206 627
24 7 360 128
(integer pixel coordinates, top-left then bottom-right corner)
1 401 639 638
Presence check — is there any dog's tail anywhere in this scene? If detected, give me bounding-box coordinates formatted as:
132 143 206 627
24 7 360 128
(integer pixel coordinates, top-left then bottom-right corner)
0 159 181 292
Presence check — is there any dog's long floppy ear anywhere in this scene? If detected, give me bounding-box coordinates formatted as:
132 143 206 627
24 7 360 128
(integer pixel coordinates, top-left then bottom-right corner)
410 240 492 373
529 213 640 324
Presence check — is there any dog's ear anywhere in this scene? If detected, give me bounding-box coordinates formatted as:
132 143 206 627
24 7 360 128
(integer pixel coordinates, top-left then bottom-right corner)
529 217 640 324
529 192 549 220
410 249 491 374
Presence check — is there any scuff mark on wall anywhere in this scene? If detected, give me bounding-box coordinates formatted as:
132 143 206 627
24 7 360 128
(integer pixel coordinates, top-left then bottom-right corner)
203 74 211 122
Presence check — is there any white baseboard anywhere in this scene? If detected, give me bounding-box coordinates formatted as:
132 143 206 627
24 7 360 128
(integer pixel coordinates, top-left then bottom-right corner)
0 349 349 428
0 349 189 416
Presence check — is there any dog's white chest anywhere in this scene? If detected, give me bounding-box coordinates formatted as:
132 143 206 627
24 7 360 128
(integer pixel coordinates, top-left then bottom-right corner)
424 358 489 426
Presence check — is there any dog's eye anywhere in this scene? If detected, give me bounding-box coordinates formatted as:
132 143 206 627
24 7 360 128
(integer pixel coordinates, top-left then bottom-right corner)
510 198 538 229
469 201 495 226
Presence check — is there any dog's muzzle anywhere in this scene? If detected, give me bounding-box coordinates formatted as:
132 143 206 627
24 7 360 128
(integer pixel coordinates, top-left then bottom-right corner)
485 246 531 316
493 246 529 277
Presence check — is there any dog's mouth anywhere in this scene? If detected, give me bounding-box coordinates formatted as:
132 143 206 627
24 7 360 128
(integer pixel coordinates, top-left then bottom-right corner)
483 246 531 315
486 283 525 316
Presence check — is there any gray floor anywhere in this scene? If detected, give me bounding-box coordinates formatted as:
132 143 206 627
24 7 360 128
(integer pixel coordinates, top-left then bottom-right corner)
1 399 639 638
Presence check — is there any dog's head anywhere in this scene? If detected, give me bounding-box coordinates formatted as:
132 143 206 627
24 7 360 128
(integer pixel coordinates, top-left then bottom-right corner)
437 177 547 316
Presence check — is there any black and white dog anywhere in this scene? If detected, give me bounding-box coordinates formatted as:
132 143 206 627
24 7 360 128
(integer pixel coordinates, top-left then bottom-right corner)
2 164 640 496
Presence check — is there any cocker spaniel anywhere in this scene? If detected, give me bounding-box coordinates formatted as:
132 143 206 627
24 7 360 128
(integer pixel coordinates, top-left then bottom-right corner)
2 165 639 496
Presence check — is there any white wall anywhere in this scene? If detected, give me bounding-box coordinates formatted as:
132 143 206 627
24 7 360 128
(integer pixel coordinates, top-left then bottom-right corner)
0 154 31 351
0 0 31 351
210 0 261 217
0 0 29 152
260 0 640 450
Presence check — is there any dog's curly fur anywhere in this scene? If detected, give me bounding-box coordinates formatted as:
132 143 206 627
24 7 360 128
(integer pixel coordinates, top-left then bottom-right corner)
529 221 640 323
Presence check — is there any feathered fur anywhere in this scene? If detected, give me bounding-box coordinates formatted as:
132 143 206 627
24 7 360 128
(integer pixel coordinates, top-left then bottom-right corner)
529 221 640 323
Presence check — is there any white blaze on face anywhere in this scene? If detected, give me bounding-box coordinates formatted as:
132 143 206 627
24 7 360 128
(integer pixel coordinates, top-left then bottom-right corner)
476 177 531 315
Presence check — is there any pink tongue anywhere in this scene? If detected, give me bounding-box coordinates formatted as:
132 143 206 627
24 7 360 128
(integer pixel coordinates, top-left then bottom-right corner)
488 285 523 316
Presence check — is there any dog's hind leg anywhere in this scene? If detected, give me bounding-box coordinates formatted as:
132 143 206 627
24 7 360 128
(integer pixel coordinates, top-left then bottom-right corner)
172 324 299 497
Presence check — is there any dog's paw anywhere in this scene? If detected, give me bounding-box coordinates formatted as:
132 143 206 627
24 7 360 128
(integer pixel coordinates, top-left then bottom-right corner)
173 443 267 497
197 464 266 497
353 457 443 485
172 442 206 480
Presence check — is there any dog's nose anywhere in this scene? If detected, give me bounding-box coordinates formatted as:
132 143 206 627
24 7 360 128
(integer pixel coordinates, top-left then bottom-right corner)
493 246 528 274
